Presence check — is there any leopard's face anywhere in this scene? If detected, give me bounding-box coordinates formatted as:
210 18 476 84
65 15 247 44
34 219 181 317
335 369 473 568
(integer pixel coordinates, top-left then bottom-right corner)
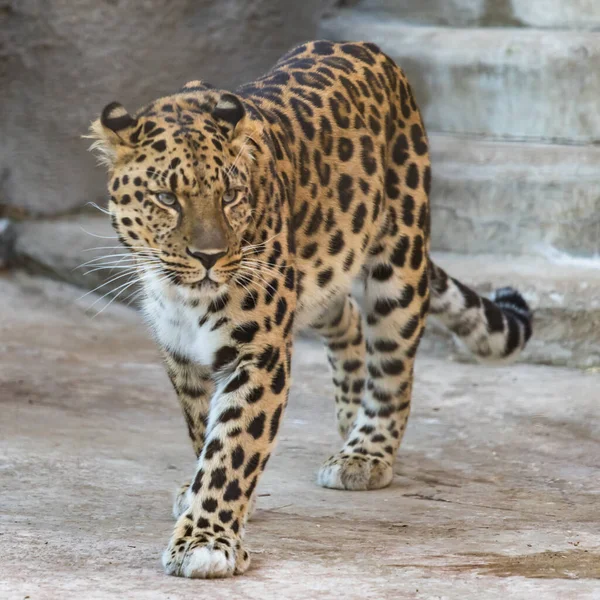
92 92 258 294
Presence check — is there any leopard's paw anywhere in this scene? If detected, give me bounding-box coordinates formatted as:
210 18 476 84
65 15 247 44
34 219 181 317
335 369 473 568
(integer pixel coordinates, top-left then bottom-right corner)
317 452 393 490
172 481 191 520
162 523 250 579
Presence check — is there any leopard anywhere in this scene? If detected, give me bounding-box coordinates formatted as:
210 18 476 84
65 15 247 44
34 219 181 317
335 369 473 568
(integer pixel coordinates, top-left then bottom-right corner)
89 40 532 579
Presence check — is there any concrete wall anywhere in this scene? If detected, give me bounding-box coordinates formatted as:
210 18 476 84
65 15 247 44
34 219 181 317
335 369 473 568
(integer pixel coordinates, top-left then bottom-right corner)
0 0 325 217
341 0 600 29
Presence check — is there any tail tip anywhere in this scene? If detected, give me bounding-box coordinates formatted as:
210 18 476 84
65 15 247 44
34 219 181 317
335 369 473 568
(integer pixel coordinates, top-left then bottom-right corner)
490 286 531 313
490 286 533 343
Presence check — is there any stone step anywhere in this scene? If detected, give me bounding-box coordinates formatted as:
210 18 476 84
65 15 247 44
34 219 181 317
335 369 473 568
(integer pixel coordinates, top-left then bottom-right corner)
320 13 600 142
427 134 600 256
9 214 141 303
421 252 600 369
340 0 600 30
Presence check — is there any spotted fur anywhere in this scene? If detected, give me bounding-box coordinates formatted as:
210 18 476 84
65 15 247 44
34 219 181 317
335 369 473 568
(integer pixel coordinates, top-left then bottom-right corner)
90 41 532 579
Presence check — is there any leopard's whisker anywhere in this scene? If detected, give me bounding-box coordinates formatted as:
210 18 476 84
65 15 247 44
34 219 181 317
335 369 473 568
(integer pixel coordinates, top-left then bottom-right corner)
82 261 162 277
82 265 138 277
236 266 278 294
226 139 250 180
87 264 171 313
92 278 143 317
239 260 282 278
76 254 134 271
241 258 281 270
123 270 173 306
80 257 154 270
82 251 157 261
76 259 159 275
82 245 162 253
241 231 282 252
234 275 271 299
124 285 150 307
87 275 143 312
86 201 112 216
77 269 145 301
75 250 161 269
79 225 119 240
231 273 255 299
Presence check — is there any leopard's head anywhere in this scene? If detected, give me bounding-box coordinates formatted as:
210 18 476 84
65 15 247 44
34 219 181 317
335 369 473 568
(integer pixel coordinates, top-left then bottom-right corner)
89 85 261 296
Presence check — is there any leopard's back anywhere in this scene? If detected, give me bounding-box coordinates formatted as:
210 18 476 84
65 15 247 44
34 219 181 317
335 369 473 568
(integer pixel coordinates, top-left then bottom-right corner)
238 40 431 327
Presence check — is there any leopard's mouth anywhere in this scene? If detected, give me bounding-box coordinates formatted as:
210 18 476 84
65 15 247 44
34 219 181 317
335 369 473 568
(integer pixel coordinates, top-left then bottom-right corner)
161 264 232 288
168 271 233 300
139 252 241 295
190 277 220 292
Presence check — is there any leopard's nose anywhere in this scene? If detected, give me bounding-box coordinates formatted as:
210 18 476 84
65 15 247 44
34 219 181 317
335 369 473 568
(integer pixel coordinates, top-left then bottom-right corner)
186 247 227 270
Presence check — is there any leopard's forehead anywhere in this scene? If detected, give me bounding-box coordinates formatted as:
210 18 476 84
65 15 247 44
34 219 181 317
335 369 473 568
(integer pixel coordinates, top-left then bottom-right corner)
134 93 219 136
116 99 245 191
131 100 226 155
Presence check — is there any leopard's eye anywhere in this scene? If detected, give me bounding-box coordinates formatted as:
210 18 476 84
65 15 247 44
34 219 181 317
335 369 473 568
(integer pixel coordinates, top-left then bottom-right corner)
156 192 178 206
222 189 237 205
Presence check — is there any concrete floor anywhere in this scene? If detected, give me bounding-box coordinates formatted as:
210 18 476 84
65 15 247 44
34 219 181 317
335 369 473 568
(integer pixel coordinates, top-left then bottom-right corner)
1 273 599 599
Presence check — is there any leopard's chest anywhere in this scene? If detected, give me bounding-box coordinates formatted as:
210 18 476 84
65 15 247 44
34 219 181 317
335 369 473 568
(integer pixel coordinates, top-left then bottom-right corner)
143 293 229 367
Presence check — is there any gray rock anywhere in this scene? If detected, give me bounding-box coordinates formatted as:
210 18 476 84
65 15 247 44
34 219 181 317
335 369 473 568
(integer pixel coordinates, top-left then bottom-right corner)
11 213 141 304
320 14 600 142
0 0 325 217
338 0 600 30
0 219 16 267
428 135 600 257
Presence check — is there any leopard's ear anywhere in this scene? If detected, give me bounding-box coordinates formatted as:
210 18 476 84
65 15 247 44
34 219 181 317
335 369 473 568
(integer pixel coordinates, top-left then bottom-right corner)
100 102 137 133
212 93 245 138
180 79 214 92
87 102 137 169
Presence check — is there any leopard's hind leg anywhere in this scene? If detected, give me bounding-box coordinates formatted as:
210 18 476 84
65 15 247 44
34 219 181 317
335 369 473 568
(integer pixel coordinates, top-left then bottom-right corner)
318 162 430 491
311 294 366 440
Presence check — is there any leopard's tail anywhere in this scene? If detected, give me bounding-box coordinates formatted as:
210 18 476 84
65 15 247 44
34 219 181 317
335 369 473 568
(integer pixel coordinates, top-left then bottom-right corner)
428 261 532 363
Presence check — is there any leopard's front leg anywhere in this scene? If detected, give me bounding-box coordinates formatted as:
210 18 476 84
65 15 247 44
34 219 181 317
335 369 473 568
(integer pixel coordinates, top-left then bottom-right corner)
163 339 293 578
164 355 214 519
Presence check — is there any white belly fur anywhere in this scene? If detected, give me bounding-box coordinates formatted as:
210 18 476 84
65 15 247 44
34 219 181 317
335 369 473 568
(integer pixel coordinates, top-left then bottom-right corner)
141 276 227 366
